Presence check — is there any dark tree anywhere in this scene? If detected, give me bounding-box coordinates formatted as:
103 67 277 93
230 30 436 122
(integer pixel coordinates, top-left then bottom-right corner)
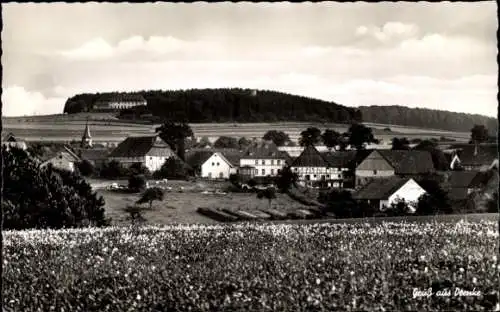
416 178 452 214
388 198 412 216
391 137 411 150
197 136 212 148
153 157 189 179
257 187 277 208
487 192 498 213
470 125 489 155
321 129 342 151
77 159 95 177
229 173 241 187
414 140 449 171
238 137 252 150
3 146 109 230
156 121 194 161
319 189 359 218
346 123 379 150
248 179 257 188
299 127 322 147
136 187 165 210
213 136 239 149
130 162 151 176
128 174 147 193
100 160 129 179
275 166 299 192
262 130 291 147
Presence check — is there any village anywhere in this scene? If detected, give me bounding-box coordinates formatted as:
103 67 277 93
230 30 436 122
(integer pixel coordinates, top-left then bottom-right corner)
3 99 498 224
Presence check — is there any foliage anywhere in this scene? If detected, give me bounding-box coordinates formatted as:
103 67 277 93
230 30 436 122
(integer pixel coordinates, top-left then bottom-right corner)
77 159 95 177
2 146 110 230
197 136 212 148
213 136 239 149
238 137 252 149
128 174 147 193
346 123 379 150
413 140 449 171
129 162 150 177
153 157 189 180
299 127 322 147
123 205 148 225
257 187 277 208
262 130 291 147
248 179 257 188
136 187 165 210
415 178 452 214
155 121 194 161
359 105 497 134
275 166 298 192
387 198 413 216
319 189 362 218
100 160 129 179
487 192 498 213
391 137 411 150
229 173 241 187
63 88 361 124
470 125 489 145
321 129 342 151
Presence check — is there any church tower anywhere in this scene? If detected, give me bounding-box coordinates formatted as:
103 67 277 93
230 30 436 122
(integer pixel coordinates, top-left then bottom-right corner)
81 118 93 148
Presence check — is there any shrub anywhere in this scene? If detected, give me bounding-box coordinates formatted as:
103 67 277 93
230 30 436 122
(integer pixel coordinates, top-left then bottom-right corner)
136 187 165 210
153 157 188 180
128 174 147 193
100 160 129 179
3 146 110 230
77 159 95 177
130 162 151 177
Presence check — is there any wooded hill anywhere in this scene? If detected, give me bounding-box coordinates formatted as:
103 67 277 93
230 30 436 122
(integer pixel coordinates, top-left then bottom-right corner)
63 88 496 133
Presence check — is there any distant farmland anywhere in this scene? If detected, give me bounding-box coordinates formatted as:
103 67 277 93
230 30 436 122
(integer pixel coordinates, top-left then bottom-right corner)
2 115 471 143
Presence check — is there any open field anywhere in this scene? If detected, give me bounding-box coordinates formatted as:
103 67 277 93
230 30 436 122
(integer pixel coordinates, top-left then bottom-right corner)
3 117 470 143
3 221 498 311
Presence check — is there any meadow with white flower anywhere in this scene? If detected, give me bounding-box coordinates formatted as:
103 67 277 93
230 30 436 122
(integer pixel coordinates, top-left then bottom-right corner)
3 220 499 311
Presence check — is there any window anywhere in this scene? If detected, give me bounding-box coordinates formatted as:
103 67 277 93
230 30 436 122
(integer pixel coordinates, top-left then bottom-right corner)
255 160 258 165
219 172 224 178
217 162 220 166
277 160 281 165
326 175 330 178
208 172 212 178
212 162 215 166
262 169 265 175
313 174 317 178
262 160 265 165
150 157 153 160
373 170 377 175
271 160 274 165
271 169 275 175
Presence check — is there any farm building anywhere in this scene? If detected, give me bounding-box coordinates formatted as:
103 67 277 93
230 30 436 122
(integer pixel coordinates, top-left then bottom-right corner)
449 144 498 171
201 152 238 179
445 170 496 212
108 135 178 172
78 148 112 170
94 94 147 111
39 146 81 173
290 145 340 188
352 177 426 213
278 145 329 158
240 141 290 178
1 132 27 151
321 150 371 188
355 150 434 187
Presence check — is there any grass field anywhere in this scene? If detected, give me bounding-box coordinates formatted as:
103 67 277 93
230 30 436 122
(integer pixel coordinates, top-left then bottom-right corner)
2 116 470 143
3 220 498 311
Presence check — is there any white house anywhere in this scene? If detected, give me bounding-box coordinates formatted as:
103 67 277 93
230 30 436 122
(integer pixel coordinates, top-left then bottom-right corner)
240 141 289 178
108 135 178 172
40 146 81 173
201 152 238 179
353 177 426 213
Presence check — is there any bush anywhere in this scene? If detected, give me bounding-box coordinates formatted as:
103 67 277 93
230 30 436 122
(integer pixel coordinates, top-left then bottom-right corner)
153 157 188 180
136 187 165 210
3 146 110 230
100 160 129 179
128 174 147 193
130 162 151 177
77 159 95 177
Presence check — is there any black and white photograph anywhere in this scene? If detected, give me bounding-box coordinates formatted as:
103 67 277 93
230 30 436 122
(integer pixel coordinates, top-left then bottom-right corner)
1 2 498 311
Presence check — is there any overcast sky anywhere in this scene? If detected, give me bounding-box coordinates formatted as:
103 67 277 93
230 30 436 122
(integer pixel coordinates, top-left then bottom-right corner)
2 2 498 117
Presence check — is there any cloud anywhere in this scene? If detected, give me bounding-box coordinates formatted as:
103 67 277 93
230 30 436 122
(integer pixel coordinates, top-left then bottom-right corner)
2 86 66 116
355 22 419 43
59 35 223 61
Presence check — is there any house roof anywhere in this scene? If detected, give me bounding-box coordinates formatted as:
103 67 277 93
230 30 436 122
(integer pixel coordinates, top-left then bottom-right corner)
353 177 412 200
220 150 244 167
108 136 175 158
320 150 369 168
185 150 214 168
376 150 435 175
291 145 328 167
452 144 498 166
448 171 483 188
241 141 288 160
80 148 111 161
448 188 470 201
40 145 81 163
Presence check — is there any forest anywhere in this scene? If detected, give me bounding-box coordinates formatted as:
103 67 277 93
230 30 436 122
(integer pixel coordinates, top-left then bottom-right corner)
63 88 496 133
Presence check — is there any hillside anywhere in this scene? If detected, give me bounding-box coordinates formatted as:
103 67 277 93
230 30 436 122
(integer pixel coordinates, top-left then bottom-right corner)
63 89 496 133
359 106 497 135
63 88 362 124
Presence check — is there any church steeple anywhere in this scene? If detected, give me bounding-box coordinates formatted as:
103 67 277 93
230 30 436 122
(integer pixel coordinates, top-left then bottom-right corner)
81 118 92 148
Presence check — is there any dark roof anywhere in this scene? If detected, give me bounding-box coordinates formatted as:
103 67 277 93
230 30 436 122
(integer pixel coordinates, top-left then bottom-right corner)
377 150 435 175
80 148 111 161
353 177 412 200
221 150 244 167
40 145 81 163
448 171 483 188
185 150 214 168
108 136 175 158
448 188 470 201
452 144 498 166
291 145 328 167
241 141 287 160
321 151 358 168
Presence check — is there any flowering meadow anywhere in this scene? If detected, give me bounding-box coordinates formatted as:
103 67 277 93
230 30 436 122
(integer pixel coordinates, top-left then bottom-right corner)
3 220 499 311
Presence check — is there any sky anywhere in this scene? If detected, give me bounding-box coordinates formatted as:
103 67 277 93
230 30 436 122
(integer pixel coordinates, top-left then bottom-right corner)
2 2 498 117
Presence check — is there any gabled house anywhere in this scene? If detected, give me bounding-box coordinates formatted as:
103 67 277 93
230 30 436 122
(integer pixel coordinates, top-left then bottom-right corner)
201 152 238 179
352 177 426 213
79 148 111 170
355 150 434 187
39 145 81 173
108 135 178 172
321 150 372 188
2 132 27 151
290 145 336 188
446 171 486 212
240 141 290 178
449 144 498 171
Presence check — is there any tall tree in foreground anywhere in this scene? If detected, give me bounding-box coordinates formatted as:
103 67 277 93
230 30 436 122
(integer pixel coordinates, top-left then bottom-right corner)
321 129 342 151
156 121 194 161
346 123 379 150
299 127 322 147
263 130 291 147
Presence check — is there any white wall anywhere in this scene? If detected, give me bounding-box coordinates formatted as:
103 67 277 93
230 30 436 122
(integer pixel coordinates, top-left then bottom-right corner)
145 155 171 172
292 166 342 181
43 156 75 172
385 179 426 212
240 158 286 177
201 153 234 179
